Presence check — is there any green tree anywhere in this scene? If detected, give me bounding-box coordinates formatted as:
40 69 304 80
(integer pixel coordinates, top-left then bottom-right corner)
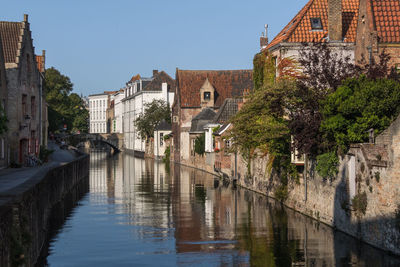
135 99 171 139
44 67 88 133
69 93 89 133
321 75 400 152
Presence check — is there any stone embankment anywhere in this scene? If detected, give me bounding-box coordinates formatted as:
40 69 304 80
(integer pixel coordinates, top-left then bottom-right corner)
175 146 400 256
0 149 89 267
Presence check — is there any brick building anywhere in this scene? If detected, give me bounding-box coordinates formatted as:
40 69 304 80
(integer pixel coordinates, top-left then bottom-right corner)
264 0 400 69
0 14 46 165
172 69 252 164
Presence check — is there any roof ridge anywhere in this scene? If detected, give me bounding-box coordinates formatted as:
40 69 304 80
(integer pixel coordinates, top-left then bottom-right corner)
268 0 314 48
285 0 315 42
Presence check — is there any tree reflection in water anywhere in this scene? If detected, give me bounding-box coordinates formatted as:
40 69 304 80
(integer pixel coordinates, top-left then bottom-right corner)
42 152 400 267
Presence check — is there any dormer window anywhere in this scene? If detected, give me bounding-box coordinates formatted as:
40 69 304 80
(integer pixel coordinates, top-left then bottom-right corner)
310 18 322 30
204 92 211 101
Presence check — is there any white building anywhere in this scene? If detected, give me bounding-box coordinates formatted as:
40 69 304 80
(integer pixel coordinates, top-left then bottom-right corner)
122 70 175 153
111 90 124 133
89 93 109 134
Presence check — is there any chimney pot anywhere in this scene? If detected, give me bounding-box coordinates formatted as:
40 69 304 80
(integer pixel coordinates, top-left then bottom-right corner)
153 70 158 77
24 14 28 22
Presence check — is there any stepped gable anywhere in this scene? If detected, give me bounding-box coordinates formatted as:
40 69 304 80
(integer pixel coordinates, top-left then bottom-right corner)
176 69 252 108
371 0 400 43
0 21 24 63
143 71 175 91
267 0 359 49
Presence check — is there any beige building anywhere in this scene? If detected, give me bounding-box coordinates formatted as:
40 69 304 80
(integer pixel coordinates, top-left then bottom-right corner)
0 14 47 165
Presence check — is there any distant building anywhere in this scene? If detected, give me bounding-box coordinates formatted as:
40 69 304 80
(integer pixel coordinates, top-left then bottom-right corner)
172 69 252 164
89 93 109 134
109 90 124 134
0 14 46 165
122 70 175 153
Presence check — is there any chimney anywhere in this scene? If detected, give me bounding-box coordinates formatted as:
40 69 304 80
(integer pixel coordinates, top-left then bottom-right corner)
42 50 46 72
260 24 269 50
152 69 158 77
328 0 342 41
24 14 28 22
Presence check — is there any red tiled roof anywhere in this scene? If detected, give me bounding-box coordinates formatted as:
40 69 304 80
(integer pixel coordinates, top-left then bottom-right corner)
267 0 359 49
129 74 141 83
0 21 23 63
371 0 400 43
176 69 253 108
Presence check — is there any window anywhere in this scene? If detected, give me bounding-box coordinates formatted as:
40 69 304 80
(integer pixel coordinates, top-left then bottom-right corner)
310 18 323 30
160 133 164 146
204 92 211 101
22 94 27 117
31 96 36 119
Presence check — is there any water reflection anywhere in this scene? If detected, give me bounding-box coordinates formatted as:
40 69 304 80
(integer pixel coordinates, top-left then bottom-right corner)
43 152 400 266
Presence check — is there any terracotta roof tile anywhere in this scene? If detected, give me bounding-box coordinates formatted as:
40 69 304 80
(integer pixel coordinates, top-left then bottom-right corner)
176 69 252 108
372 0 400 43
129 74 141 83
0 21 23 63
267 0 359 49
143 71 175 92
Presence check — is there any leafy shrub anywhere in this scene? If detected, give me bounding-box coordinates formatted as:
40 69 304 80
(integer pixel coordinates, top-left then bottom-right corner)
352 192 368 216
163 146 170 164
321 76 400 153
194 133 205 156
275 185 288 202
39 146 54 162
316 151 339 180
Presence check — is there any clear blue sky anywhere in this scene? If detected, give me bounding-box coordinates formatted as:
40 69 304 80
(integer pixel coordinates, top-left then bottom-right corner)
3 0 308 96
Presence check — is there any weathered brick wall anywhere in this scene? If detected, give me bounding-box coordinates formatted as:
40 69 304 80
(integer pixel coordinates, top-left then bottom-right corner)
328 0 343 41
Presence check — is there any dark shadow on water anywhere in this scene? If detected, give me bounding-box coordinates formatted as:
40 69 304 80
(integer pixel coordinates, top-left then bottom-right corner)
35 176 90 267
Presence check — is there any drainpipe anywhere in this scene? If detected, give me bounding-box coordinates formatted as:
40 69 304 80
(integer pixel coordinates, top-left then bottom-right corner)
304 154 308 202
367 46 372 65
234 151 237 181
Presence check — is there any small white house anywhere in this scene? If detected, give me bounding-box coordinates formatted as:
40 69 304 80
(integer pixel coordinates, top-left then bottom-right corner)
154 120 172 159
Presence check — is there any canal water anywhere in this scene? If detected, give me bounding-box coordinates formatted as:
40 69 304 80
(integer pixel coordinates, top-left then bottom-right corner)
39 152 400 266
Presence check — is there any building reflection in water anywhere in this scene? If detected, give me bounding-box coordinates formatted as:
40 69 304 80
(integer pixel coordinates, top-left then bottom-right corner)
74 151 400 266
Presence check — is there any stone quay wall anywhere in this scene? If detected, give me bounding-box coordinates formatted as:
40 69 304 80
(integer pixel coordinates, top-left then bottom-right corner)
233 147 400 256
176 143 400 256
0 154 90 267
